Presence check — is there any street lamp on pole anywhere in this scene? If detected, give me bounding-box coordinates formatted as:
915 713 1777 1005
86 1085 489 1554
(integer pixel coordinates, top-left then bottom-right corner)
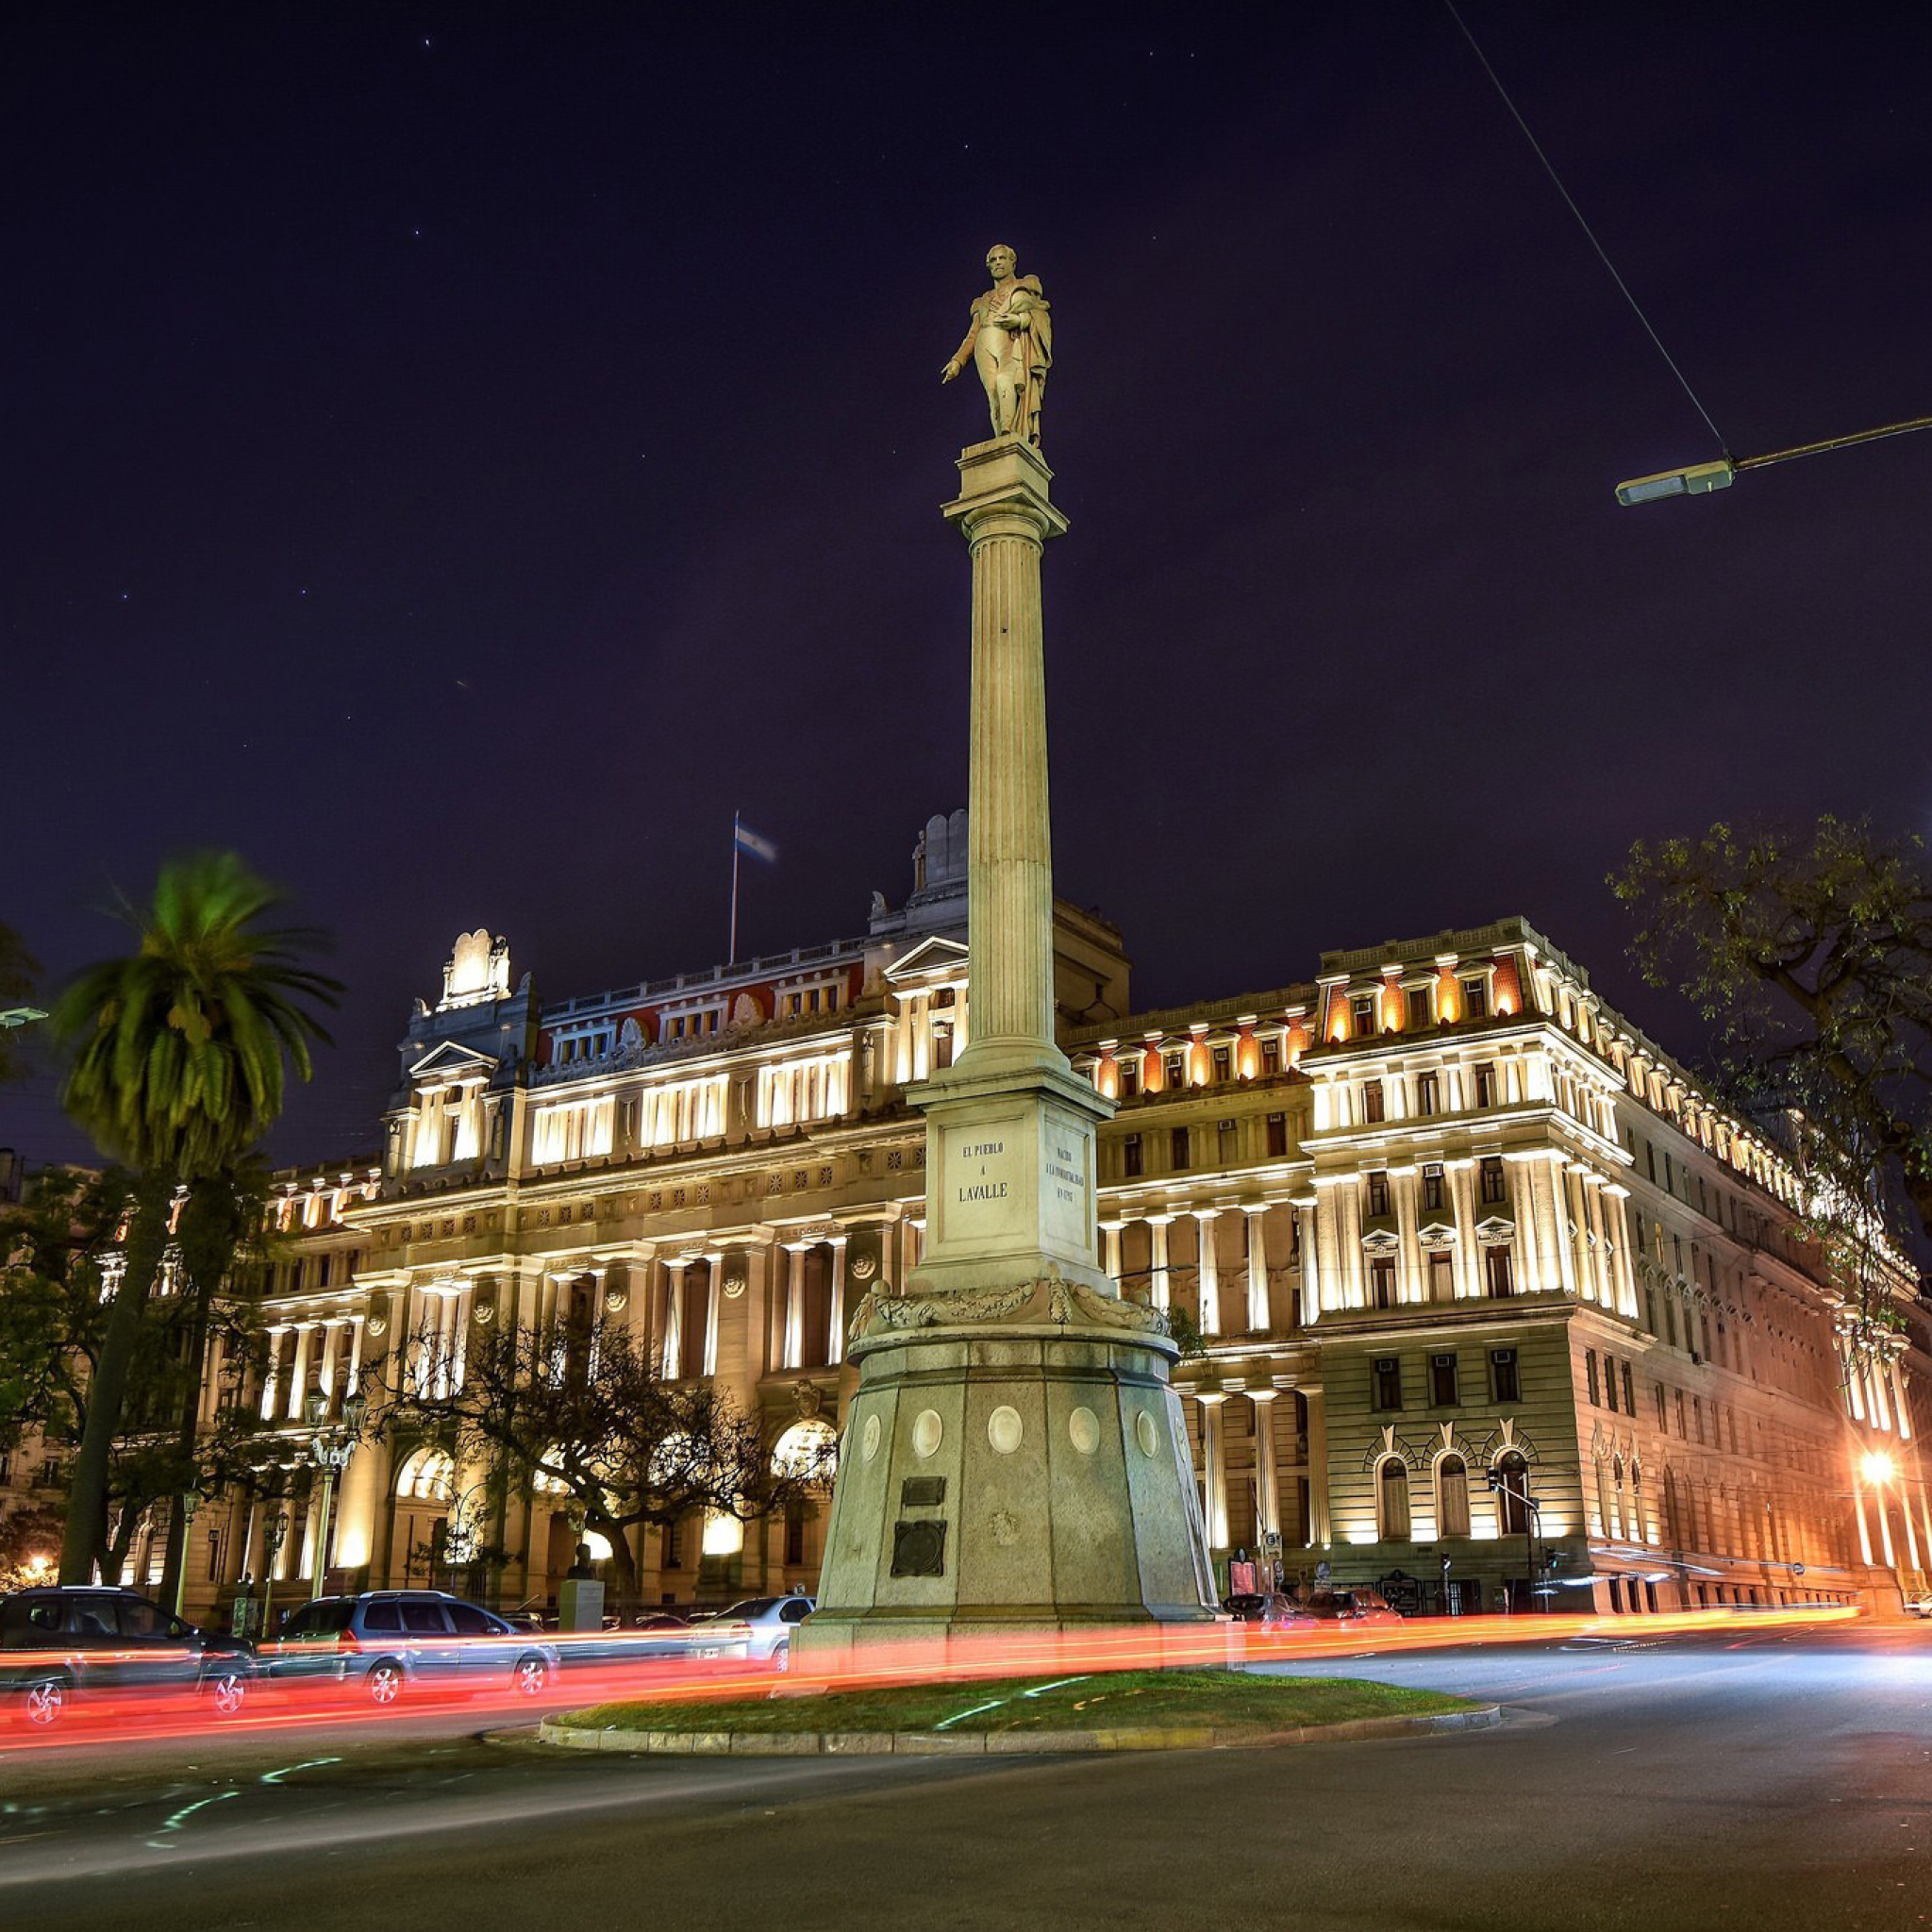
304 1389 368 1601
261 1508 291 1639
1615 412 1932 507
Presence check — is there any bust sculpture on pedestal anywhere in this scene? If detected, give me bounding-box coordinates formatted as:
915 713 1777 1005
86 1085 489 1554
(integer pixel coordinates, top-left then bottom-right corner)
941 242 1052 446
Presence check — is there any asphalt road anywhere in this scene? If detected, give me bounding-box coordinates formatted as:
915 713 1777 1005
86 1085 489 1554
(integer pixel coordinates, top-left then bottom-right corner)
3 1622 1928 1932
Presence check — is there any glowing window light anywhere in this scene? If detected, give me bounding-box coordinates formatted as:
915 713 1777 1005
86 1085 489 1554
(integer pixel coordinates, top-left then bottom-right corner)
702 1514 744 1557
1860 1450 1898 1486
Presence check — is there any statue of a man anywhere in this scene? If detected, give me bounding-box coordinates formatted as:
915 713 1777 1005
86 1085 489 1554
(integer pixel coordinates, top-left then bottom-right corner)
941 243 1052 446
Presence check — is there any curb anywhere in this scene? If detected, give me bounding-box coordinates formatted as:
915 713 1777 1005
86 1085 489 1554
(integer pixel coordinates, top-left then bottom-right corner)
533 1702 1501 1757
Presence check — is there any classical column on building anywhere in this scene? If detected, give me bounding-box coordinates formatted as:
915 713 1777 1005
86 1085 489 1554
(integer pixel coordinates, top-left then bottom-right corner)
1242 1207 1271 1332
1304 1383 1331 1546
1193 1210 1221 1335
1146 1213 1174 1311
259 1327 287 1422
1100 1220 1124 1283
1291 1195 1321 1324
700 1252 723 1377
806 388 1215 1650
780 1243 808 1371
286 1324 314 1422
824 1235 850 1368
1197 1391 1229 1552
661 1258 688 1379
1251 1386 1282 1544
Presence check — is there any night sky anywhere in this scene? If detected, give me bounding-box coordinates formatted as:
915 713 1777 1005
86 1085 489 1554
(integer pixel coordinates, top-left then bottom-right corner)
8 5 1931 1172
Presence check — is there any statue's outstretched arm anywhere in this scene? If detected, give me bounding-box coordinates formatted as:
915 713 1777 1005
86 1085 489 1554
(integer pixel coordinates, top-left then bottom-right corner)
941 305 981 381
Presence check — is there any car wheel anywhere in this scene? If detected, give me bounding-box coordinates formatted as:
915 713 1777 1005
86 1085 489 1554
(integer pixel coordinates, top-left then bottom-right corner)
770 1641 791 1674
366 1660 405 1707
511 1655 548 1698
208 1671 248 1719
21 1677 67 1728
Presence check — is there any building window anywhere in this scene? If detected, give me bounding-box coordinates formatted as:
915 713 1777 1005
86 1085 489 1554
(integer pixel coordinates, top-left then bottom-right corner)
1484 1246 1515 1297
1212 1044 1232 1083
1377 1459 1411 1541
1474 1064 1497 1108
1170 1126 1191 1171
1265 1112 1288 1158
1586 1350 1601 1406
1372 1357 1403 1411
1351 995 1375 1038
1362 1080 1386 1124
1165 1054 1185 1091
662 1518 685 1570
1366 1171 1391 1217
1261 1040 1282 1077
1622 1361 1636 1413
1491 1348 1521 1404
1437 1455 1471 1538
1370 1257 1397 1309
1416 1071 1440 1117
1654 1381 1667 1428
1428 1251 1455 1301
1119 1058 1140 1099
784 1506 807 1568
1479 1158 1507 1205
1407 986 1433 1030
1422 1164 1446 1212
1123 1134 1143 1179
1430 1352 1459 1407
1463 977 1489 1021
1494 1451 1530 1535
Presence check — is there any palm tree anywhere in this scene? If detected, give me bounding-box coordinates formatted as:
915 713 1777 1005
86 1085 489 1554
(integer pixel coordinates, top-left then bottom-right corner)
51 853 339 1583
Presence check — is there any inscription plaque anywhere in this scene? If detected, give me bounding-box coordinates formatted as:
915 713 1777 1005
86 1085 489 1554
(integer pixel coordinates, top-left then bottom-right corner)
901 1476 947 1508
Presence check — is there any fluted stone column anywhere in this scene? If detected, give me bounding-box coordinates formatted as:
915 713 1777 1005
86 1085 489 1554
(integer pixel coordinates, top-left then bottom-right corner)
802 429 1216 1651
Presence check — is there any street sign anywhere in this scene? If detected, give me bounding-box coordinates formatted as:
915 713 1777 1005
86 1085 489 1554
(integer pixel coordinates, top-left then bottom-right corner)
1261 1530 1283 1557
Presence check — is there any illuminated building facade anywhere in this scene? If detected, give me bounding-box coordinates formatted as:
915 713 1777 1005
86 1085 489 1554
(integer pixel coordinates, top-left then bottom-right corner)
176 820 1930 1622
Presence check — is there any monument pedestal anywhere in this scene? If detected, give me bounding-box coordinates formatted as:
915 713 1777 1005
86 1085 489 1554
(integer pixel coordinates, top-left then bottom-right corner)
801 427 1216 1655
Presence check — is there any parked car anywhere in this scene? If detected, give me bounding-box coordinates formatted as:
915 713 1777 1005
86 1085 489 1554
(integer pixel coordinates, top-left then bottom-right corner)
686 1593 814 1669
261 1591 560 1706
1 1585 256 1729
1287 1588 1405 1629
1902 1591 1932 1620
1223 1593 1307 1627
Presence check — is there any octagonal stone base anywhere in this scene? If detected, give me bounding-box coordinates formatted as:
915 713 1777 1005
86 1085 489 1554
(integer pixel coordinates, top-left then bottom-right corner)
800 1313 1219 1655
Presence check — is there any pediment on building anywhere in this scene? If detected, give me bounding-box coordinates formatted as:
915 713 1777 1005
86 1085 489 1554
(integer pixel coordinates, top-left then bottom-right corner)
1474 1213 1516 1247
407 1040 501 1083
1416 1216 1457 1251
1359 1225 1401 1257
883 934 969 989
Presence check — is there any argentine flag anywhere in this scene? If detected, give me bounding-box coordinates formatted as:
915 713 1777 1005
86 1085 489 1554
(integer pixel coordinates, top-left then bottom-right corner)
734 817 778 864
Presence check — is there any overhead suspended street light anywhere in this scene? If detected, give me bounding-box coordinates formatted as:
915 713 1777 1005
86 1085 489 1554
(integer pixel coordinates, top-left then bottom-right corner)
1616 412 1932 507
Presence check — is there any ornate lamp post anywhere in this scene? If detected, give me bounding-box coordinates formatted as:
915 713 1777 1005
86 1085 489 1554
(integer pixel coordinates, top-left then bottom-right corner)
170 1491 199 1620
261 1507 291 1638
305 1389 369 1601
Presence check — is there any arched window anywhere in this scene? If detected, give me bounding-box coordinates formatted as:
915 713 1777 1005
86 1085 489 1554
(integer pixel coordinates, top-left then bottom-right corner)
395 1447 456 1503
1377 1458 1411 1541
1495 1451 1530 1536
1436 1454 1470 1539
771 1418 838 1479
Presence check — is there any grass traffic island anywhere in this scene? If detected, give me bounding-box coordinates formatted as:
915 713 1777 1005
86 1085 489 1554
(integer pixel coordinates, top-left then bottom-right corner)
537 1669 1498 1757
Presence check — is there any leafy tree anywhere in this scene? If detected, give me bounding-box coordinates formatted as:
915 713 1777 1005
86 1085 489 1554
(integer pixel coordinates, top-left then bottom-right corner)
372 1321 833 1606
1612 816 1929 1329
0 1165 269 1581
49 853 338 1582
0 1504 63 1593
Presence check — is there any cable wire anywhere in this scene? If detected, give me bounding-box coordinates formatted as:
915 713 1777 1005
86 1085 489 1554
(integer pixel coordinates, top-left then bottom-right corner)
1444 1 1731 457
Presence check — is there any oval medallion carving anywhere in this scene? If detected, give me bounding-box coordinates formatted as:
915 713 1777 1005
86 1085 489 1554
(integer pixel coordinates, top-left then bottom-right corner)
861 1413 882 1463
1134 1409 1159 1459
987 1405 1024 1455
1068 1406 1101 1457
912 1409 943 1458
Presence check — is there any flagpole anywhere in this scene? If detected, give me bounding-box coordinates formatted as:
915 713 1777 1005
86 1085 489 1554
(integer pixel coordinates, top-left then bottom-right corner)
729 810 741 966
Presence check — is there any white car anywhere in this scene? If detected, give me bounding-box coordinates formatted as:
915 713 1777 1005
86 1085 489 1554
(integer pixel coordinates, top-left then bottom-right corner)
1902 1591 1932 1619
688 1594 814 1670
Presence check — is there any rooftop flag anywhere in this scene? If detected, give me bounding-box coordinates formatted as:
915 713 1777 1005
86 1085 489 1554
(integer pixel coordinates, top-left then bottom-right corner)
734 818 778 864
